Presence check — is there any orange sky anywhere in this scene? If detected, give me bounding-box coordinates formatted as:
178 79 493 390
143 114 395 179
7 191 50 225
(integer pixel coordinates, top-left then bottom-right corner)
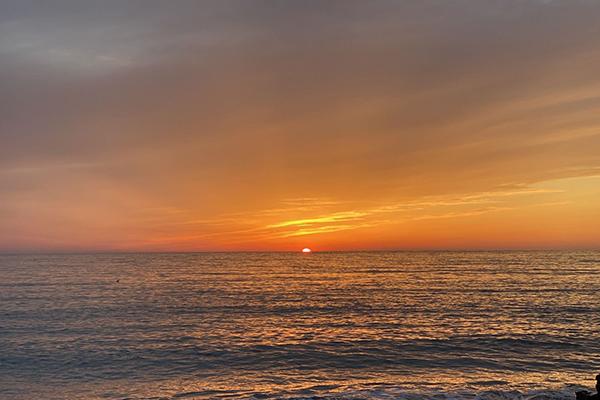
1 1 600 252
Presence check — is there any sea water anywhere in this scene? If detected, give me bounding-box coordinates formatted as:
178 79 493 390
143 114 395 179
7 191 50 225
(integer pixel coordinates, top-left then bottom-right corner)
1 251 599 399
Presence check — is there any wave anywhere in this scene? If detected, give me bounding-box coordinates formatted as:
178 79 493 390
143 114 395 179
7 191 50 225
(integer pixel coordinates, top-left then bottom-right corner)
167 385 587 400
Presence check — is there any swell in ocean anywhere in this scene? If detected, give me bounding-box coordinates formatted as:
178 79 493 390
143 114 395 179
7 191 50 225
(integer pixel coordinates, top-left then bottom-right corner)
1 251 599 399
171 386 587 400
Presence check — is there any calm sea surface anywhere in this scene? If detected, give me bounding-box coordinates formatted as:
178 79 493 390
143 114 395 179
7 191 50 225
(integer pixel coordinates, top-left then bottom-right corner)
1 252 599 399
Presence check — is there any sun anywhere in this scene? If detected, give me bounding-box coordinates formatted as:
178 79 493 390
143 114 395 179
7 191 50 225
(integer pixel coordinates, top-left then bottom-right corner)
302 247 312 253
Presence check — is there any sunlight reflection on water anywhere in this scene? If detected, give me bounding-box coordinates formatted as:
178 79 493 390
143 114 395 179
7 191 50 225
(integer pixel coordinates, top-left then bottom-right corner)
1 251 599 399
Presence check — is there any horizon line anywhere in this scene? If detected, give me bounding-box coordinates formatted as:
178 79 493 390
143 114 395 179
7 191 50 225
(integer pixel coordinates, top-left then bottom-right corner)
1 247 599 256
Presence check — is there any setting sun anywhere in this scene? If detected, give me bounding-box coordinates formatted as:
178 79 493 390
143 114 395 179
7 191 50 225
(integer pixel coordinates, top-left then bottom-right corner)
302 248 312 253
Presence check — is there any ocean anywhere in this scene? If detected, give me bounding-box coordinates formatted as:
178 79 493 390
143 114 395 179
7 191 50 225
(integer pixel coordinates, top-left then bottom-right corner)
1 251 599 399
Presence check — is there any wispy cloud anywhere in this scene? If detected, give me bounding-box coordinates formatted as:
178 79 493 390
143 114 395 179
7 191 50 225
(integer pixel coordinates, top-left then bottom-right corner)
233 186 565 240
266 211 368 228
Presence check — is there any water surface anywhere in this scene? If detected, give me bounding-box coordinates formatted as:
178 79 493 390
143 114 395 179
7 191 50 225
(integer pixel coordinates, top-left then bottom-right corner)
1 251 599 399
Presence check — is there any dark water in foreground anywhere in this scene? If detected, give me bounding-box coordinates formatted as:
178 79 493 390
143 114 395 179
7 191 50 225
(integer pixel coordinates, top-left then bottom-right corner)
1 251 599 399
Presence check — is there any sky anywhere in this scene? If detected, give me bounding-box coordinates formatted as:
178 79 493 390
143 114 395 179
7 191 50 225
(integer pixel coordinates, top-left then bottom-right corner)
1 0 600 252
